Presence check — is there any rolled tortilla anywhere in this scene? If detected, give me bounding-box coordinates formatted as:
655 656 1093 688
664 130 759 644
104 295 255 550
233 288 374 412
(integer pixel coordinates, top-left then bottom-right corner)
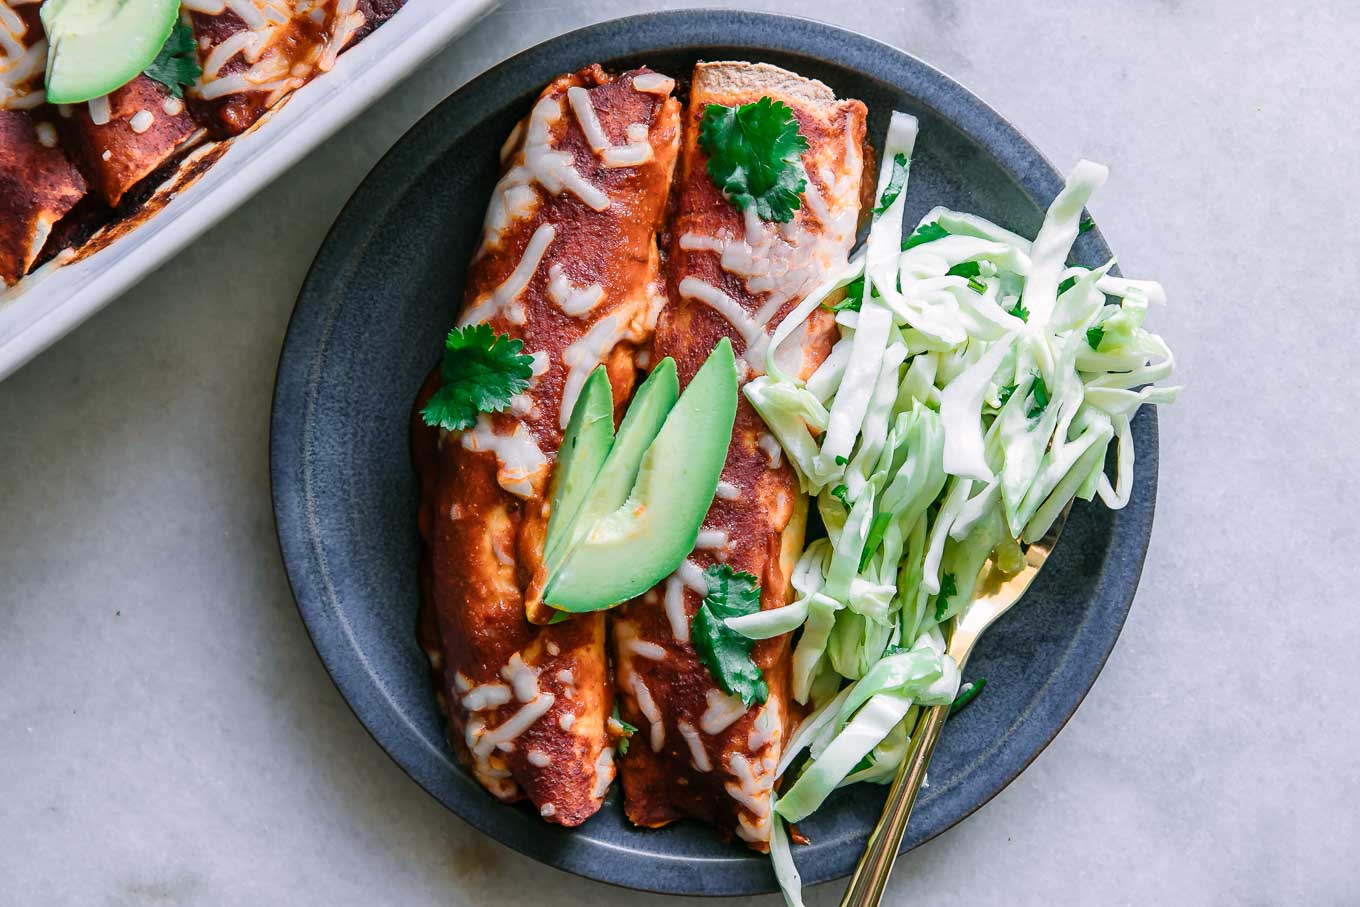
413 65 681 825
613 61 868 849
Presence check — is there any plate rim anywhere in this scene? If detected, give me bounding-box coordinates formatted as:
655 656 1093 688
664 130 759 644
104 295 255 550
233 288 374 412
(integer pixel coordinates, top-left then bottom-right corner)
270 9 1159 897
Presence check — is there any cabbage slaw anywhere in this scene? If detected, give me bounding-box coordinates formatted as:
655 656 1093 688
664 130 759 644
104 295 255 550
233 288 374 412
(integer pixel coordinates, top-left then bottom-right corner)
740 111 1179 905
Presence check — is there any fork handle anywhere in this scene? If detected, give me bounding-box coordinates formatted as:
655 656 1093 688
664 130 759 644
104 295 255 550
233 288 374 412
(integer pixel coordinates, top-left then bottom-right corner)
839 702 950 907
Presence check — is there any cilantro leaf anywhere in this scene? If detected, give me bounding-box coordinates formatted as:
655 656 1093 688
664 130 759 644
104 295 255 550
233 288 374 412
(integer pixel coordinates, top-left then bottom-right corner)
831 484 851 508
420 324 534 432
612 704 637 755
949 677 987 715
903 221 949 251
699 97 808 223
143 23 201 99
1026 369 1050 420
826 276 869 313
873 152 909 216
691 565 767 706
1078 214 1095 234
834 454 848 466
996 383 1018 407
1006 299 1029 322
1057 276 1078 296
934 572 957 621
1086 324 1106 351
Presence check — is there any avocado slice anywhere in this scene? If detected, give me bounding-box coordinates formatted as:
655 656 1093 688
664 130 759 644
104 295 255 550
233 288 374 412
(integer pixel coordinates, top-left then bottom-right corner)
543 357 679 580
544 339 738 612
42 0 180 105
543 366 615 568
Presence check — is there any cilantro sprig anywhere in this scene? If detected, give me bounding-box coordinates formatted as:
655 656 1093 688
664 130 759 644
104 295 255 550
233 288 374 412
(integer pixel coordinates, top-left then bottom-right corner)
143 23 201 99
699 97 809 223
420 324 535 432
691 564 767 706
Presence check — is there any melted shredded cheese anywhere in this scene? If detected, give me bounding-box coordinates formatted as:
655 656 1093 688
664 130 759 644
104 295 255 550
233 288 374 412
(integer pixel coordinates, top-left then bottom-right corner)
676 558 709 595
590 746 615 799
715 481 740 501
678 277 769 365
189 0 355 108
460 415 548 499
677 720 712 772
526 95 609 210
700 689 748 735
547 263 606 317
470 692 555 758
462 222 556 327
568 84 654 169
559 313 625 429
629 672 664 752
663 576 689 642
748 700 780 751
757 432 783 469
461 682 512 712
694 528 729 551
0 4 44 111
501 652 541 703
618 621 667 661
630 72 675 95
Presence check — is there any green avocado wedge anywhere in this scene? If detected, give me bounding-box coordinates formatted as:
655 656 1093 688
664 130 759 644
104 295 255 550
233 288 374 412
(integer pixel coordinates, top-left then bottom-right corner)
543 357 678 581
42 0 180 104
545 339 738 612
543 366 615 569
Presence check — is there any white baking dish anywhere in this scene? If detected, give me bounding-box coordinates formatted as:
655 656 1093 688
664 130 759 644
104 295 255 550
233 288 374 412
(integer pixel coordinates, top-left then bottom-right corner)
0 0 496 382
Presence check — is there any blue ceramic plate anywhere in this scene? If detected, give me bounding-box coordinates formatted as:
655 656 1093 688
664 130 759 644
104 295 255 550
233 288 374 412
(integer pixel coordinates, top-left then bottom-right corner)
271 11 1158 897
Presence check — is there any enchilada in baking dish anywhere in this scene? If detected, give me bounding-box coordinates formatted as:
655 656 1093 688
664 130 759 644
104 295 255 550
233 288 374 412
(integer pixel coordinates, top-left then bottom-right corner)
0 0 409 288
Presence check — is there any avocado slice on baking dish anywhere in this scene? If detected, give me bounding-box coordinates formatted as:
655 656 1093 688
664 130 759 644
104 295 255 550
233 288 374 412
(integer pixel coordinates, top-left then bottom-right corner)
42 0 180 104
545 339 738 613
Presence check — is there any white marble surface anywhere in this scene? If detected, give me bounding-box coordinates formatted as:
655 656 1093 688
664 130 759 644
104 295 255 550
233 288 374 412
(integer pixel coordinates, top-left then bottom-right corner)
2 1 1356 903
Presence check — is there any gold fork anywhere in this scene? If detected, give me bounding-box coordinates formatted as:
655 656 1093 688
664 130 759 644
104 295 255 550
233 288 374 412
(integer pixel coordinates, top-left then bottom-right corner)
839 507 1071 907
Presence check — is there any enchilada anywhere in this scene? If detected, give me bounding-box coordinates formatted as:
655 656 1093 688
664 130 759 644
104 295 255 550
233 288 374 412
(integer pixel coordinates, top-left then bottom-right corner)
413 65 681 825
612 61 868 849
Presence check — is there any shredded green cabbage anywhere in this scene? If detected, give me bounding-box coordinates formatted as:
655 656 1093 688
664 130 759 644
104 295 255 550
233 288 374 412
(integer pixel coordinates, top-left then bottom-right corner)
739 111 1179 906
